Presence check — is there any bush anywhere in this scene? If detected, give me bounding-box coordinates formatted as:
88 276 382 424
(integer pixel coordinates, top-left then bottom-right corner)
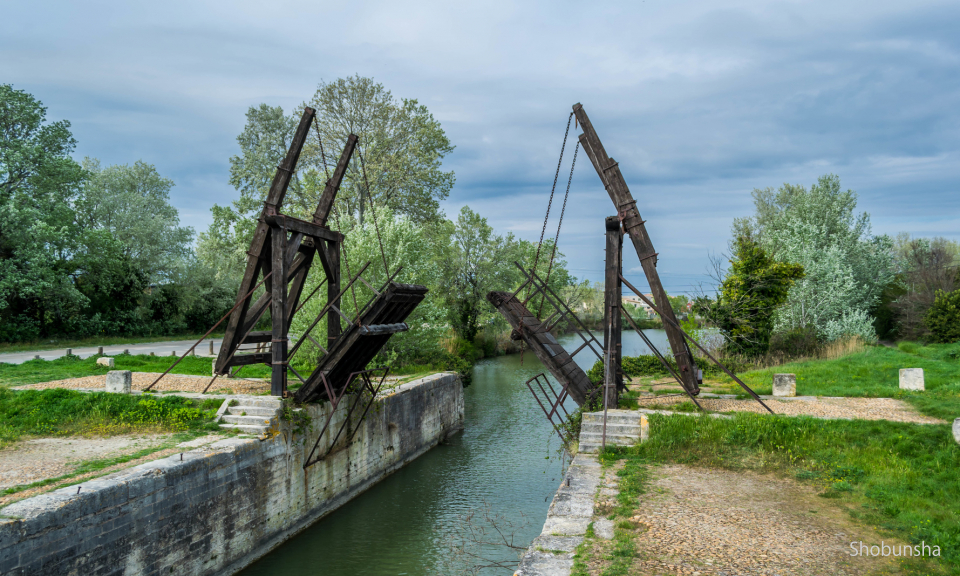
925 289 960 343
768 326 821 358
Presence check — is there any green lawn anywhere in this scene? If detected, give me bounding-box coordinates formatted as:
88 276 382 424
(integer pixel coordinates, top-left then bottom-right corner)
728 342 960 420
0 387 224 448
0 353 282 387
588 413 960 575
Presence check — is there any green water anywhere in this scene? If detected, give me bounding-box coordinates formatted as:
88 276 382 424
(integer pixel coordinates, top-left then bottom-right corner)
238 330 668 576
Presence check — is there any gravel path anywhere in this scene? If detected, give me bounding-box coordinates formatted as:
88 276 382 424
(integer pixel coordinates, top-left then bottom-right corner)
636 395 944 424
0 433 225 507
596 464 903 575
17 372 271 395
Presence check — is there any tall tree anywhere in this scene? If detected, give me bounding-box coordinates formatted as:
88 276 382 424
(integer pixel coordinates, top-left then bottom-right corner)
199 76 455 275
77 158 193 280
0 84 87 340
889 234 959 340
735 174 893 341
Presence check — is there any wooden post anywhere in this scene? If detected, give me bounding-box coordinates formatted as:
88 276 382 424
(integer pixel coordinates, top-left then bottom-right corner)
604 217 624 396
574 103 701 396
326 240 342 345
270 223 288 397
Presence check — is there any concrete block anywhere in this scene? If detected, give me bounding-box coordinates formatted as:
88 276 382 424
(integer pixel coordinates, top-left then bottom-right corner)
96 357 115 368
899 368 924 391
639 414 649 441
106 371 132 393
953 418 960 445
773 373 796 397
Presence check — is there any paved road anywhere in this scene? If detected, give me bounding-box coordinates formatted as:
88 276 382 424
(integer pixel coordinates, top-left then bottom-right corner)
0 339 224 365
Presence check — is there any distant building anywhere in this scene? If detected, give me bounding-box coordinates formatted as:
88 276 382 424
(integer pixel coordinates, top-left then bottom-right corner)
622 293 655 317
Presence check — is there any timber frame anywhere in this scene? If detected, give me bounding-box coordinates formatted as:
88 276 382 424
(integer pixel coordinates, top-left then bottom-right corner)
213 107 358 397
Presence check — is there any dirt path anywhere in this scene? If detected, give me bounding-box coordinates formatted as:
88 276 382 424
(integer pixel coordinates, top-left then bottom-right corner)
599 465 906 575
0 433 225 506
634 395 944 425
17 372 271 394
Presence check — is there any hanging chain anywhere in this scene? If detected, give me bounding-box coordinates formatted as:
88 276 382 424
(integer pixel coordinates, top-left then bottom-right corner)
537 140 579 317
529 111 574 300
313 119 360 320
358 147 390 278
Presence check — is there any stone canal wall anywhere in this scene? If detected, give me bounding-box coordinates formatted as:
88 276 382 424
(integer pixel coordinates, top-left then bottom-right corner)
0 373 464 576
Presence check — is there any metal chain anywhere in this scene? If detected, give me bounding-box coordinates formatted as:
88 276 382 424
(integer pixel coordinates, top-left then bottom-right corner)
521 111 574 365
529 111 574 300
357 147 390 278
537 140 579 317
313 119 360 323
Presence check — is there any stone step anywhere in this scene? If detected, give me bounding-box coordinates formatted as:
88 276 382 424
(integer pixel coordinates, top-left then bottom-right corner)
241 397 282 408
579 432 639 445
582 412 643 425
580 423 641 436
221 414 275 426
218 423 268 434
226 406 276 417
579 442 629 454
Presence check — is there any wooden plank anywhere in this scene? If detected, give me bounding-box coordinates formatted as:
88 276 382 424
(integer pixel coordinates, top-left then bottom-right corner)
604 216 623 406
271 223 288 397
573 103 701 396
359 323 409 336
486 291 594 406
225 352 271 367
264 215 343 243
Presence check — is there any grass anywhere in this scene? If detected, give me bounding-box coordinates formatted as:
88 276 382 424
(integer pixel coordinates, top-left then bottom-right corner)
0 333 223 354
583 413 960 575
0 353 282 387
0 387 224 447
724 342 960 420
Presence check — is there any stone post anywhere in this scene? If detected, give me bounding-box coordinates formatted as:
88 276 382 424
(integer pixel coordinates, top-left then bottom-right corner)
639 414 649 442
773 373 796 397
65 348 72 356
209 341 214 355
97 346 103 355
899 368 924 391
953 418 959 445
106 370 132 393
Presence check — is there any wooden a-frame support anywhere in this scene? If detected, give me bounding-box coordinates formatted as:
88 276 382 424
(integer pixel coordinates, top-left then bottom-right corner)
574 103 702 397
214 106 358 397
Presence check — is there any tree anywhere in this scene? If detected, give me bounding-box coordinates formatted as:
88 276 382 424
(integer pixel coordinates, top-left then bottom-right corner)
735 174 893 342
925 288 960 343
77 158 193 280
199 76 455 275
0 84 87 340
694 236 804 357
888 234 959 340
437 207 526 341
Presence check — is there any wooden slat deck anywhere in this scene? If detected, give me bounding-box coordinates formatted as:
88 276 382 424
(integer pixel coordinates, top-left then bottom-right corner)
487 291 595 406
293 283 428 403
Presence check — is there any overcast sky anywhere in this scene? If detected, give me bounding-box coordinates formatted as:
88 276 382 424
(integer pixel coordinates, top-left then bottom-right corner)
4 0 959 295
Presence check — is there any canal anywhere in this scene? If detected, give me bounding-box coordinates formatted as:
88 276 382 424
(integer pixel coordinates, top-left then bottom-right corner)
239 330 669 576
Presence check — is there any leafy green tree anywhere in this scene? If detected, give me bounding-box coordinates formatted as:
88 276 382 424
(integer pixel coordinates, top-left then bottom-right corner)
925 289 960 343
199 76 455 276
0 84 88 340
78 158 193 280
694 236 804 357
888 234 959 340
735 174 893 342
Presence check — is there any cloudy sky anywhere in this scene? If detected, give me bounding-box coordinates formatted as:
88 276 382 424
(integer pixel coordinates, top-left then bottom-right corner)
4 0 959 295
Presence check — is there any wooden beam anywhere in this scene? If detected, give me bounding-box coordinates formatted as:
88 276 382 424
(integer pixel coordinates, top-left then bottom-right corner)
313 134 358 227
573 103 700 396
264 215 343 243
358 323 409 336
270 222 288 397
604 216 623 403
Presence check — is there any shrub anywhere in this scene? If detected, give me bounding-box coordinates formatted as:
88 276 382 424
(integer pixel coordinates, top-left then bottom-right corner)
925 289 960 343
768 326 821 358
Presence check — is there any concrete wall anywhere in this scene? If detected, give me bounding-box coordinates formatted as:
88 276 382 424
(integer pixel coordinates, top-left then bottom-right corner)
0 372 463 576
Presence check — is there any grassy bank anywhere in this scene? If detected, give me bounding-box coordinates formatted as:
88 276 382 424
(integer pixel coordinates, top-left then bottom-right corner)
0 353 245 387
0 387 223 447
580 413 960 575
